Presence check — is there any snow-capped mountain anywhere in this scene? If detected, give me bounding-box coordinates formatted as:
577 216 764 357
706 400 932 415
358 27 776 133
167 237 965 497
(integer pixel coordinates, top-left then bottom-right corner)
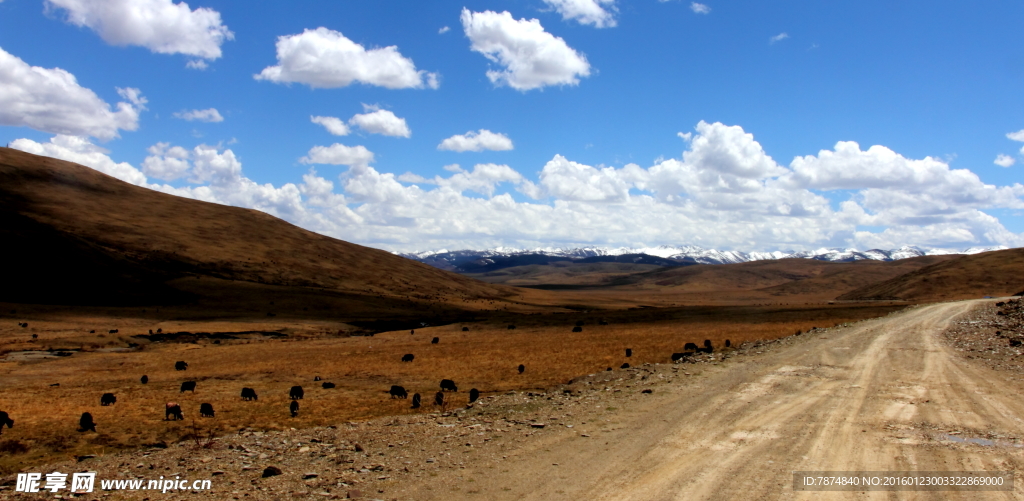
398 244 1008 273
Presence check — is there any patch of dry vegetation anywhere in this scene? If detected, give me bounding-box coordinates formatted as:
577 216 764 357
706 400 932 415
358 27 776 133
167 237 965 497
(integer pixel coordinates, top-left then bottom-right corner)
0 303 903 474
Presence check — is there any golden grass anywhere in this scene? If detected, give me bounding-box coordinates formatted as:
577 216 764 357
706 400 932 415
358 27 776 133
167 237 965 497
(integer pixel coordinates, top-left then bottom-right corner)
0 303 902 473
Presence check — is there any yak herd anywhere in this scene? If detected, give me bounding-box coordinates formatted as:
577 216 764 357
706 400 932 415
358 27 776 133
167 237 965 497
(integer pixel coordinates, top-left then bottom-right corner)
0 323 731 436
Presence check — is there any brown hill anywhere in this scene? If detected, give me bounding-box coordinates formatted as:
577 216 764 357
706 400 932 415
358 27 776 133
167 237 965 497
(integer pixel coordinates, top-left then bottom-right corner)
609 255 958 299
838 248 1024 301
0 147 516 317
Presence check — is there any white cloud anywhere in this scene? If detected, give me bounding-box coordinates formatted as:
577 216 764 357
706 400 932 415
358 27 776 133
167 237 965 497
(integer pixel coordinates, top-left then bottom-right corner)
45 0 233 60
172 108 223 122
10 135 148 185
12 120 1024 254
311 115 350 136
770 32 789 44
438 129 514 152
995 154 1016 168
690 2 711 14
186 59 208 70
439 26 450 34
460 9 591 91
142 142 191 181
0 47 145 140
349 108 410 137
1007 129 1024 142
677 131 692 141
255 27 439 90
300 143 375 168
542 0 617 28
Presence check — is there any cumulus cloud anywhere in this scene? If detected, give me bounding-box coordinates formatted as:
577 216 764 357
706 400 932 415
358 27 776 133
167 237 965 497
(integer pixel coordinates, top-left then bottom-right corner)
45 0 233 60
677 131 692 141
255 27 439 89
300 143 375 168
438 26 450 34
10 135 148 185
349 107 410 137
460 9 591 91
995 154 1015 168
172 108 223 122
770 33 789 44
1007 129 1024 142
311 115 350 136
690 2 711 14
0 47 145 140
438 129 514 152
542 0 617 28
12 120 1024 253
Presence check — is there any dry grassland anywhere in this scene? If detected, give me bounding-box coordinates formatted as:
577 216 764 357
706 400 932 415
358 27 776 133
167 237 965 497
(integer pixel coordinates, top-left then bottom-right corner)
0 303 902 473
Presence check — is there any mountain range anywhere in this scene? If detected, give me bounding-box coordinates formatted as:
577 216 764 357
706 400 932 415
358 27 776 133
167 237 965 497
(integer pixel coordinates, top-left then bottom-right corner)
400 244 1008 273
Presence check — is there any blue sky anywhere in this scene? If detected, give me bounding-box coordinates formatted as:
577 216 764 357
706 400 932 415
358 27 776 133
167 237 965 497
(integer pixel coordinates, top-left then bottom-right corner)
1 0 1023 252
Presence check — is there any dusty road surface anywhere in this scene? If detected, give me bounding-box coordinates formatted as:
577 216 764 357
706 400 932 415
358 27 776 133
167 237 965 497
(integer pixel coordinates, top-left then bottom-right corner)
395 300 1024 500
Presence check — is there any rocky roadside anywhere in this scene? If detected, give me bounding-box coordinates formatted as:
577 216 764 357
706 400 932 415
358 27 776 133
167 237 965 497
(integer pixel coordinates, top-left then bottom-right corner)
0 324 849 501
942 297 1024 375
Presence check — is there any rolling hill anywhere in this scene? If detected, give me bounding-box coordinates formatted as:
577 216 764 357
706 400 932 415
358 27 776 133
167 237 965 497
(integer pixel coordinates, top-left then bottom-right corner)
0 148 518 317
838 247 1024 301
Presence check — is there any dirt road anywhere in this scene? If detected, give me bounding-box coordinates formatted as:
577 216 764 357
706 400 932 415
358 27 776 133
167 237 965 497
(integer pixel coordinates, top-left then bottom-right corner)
395 300 1024 500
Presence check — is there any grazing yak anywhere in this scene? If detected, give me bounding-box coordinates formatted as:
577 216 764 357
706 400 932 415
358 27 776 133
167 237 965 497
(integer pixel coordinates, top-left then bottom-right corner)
572 326 583 333
704 340 712 349
174 361 188 371
469 388 480 403
518 364 525 374
625 348 632 357
165 403 183 421
725 339 731 348
140 375 149 384
401 353 415 362
241 387 258 401
620 363 630 369
411 393 421 409
289 386 304 400
507 325 516 330
180 381 197 393
434 391 445 406
100 393 116 406
314 376 321 381
290 401 299 417
389 385 408 399
322 382 336 389
0 411 13 433
671 352 693 362
462 327 469 332
108 329 118 334
431 337 439 344
79 412 97 432
440 379 458 392
683 343 698 352
200 403 215 418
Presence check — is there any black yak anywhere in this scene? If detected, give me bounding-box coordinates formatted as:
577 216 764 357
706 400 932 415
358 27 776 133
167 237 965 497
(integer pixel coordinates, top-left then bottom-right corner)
572 326 583 332
79 412 97 432
140 375 149 384
322 382 336 389
174 361 188 371
683 343 698 352
389 385 408 399
518 364 525 374
100 393 116 406
200 403 215 418
507 325 516 330
401 353 415 362
469 388 480 403
290 400 299 417
431 337 439 344
434 391 445 406
241 387 258 401
289 386 304 400
180 381 197 393
625 348 632 357
440 379 458 392
411 393 421 409
462 327 469 332
0 411 13 433
620 363 630 369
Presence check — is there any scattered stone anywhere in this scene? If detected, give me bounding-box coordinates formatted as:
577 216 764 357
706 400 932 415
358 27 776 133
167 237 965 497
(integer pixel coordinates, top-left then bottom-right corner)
303 473 318 479
262 466 283 478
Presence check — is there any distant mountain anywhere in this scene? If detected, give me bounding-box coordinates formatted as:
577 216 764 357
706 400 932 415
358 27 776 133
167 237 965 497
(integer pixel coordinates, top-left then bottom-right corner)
399 244 1007 273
